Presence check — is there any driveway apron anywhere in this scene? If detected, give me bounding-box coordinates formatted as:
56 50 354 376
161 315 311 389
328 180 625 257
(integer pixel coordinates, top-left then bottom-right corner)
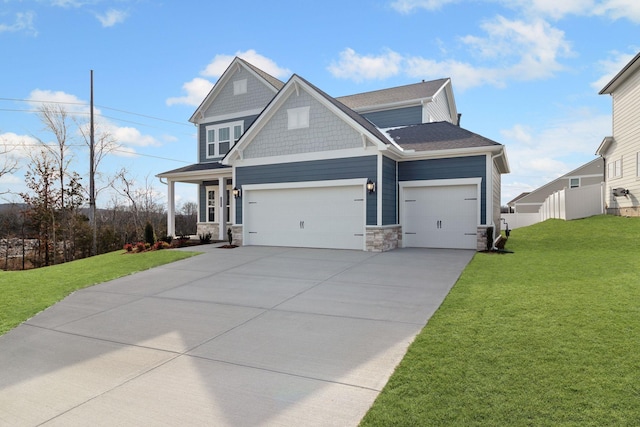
0 246 474 426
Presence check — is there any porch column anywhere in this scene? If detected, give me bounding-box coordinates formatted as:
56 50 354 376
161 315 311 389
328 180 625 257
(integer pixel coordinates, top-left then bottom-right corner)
218 178 226 241
167 179 176 237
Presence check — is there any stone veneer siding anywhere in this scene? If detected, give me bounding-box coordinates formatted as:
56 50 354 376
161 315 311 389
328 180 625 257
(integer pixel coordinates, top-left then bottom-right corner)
476 225 493 251
365 226 401 252
607 207 640 216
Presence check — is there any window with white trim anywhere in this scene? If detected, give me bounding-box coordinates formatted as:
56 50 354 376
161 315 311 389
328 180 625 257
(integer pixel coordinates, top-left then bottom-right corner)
570 178 580 188
233 79 247 95
287 106 310 130
608 158 622 179
205 121 243 158
206 188 216 222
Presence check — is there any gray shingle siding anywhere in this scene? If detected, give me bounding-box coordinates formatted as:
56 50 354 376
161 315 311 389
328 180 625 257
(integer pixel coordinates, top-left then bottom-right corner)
398 156 487 223
203 67 276 118
382 156 397 225
198 114 259 163
235 156 378 225
362 106 422 128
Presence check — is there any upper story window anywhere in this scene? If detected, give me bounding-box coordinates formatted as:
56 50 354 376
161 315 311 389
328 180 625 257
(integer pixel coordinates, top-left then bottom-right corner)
287 106 310 130
206 121 243 159
233 79 247 95
570 178 580 188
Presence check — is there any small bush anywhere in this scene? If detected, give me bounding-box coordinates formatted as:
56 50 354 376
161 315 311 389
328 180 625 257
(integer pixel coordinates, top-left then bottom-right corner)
160 235 173 244
135 242 146 253
154 241 170 250
199 232 212 244
123 243 133 252
144 222 155 245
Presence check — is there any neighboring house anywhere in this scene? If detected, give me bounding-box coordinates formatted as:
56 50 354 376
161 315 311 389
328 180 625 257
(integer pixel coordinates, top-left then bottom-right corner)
597 51 640 216
505 192 530 213
509 158 604 214
158 57 509 251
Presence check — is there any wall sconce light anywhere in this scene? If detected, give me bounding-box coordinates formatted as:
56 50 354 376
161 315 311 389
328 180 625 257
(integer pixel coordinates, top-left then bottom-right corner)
232 187 241 199
366 179 376 194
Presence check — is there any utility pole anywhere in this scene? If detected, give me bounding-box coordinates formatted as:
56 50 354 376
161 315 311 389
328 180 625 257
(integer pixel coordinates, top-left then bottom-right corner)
89 70 97 256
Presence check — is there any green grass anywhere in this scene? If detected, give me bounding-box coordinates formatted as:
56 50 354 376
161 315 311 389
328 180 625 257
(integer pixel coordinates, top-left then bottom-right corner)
361 215 640 426
0 249 201 335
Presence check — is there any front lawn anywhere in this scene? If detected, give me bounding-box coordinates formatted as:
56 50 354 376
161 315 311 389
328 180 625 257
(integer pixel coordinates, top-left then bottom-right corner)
0 249 200 335
361 215 640 426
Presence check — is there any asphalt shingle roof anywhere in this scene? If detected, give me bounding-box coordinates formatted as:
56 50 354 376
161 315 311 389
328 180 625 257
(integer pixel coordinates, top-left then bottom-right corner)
158 161 229 176
336 79 449 110
384 122 502 151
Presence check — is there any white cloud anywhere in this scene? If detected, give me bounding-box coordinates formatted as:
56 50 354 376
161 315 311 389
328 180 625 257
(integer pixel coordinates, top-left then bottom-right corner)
591 50 638 91
111 126 160 147
0 11 37 36
390 0 459 13
328 48 403 82
167 50 290 107
166 77 213 107
499 110 610 202
201 49 291 79
28 89 89 115
95 9 128 27
333 15 572 89
0 132 38 160
594 0 640 22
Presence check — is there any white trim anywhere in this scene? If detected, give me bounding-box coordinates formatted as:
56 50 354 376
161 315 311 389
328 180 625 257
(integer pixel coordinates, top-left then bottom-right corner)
486 153 493 230
377 153 383 226
241 179 368 251
231 147 376 167
199 108 264 125
242 178 366 192
399 178 482 249
287 106 310 130
205 120 244 159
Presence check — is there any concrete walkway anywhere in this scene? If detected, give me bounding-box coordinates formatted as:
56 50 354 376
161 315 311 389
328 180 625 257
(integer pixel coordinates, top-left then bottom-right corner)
0 246 474 426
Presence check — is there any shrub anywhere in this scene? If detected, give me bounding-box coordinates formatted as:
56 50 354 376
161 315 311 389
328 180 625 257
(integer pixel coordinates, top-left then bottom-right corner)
144 222 155 245
135 242 146 253
123 243 133 252
154 241 170 250
160 235 173 244
199 232 212 244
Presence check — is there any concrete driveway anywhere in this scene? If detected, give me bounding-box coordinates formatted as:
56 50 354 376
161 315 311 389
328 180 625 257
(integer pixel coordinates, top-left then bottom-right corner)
0 246 474 426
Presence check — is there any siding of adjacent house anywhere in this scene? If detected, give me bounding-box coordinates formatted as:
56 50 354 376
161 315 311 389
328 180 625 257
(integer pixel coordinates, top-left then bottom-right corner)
382 155 398 225
235 156 378 225
242 90 364 159
605 69 640 210
198 114 260 163
202 67 276 119
424 88 453 123
398 156 487 224
361 106 422 128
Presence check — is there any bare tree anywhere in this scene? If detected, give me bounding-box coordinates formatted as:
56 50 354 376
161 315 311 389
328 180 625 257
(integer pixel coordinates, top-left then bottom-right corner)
36 104 73 262
0 137 19 195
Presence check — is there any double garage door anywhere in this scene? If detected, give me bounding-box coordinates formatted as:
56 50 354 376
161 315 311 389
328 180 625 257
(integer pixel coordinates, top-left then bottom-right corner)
244 184 366 250
402 184 478 250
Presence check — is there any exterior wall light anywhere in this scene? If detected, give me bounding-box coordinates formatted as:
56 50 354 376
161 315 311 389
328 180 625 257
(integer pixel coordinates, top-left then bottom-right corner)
366 179 376 194
232 187 241 198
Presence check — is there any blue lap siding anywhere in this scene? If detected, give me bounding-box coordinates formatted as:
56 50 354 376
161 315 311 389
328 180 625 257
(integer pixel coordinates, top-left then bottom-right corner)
235 156 378 225
398 156 487 224
382 156 397 225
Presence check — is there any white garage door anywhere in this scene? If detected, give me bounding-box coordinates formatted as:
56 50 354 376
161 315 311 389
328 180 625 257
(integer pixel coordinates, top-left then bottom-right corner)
403 184 478 249
244 185 365 250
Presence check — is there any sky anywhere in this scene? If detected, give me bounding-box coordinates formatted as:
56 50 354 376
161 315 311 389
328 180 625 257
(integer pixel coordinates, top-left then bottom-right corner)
0 0 638 210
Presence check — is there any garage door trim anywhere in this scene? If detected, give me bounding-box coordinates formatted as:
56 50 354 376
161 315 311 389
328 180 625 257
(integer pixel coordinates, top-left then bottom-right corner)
242 178 368 250
399 178 482 249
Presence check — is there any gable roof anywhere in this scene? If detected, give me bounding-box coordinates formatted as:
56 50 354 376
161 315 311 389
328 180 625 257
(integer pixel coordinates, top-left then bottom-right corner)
336 78 449 110
599 51 640 95
222 74 401 164
384 122 501 151
189 57 285 123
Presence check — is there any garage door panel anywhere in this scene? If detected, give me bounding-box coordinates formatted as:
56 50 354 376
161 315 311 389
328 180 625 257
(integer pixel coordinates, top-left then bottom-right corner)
245 185 364 250
403 185 478 249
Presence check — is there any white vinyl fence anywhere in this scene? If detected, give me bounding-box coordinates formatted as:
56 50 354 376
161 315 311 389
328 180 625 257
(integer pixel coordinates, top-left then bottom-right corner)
540 182 605 221
502 182 605 229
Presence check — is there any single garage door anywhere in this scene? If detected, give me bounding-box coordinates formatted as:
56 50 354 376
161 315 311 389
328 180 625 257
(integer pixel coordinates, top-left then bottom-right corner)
244 185 365 250
403 184 478 249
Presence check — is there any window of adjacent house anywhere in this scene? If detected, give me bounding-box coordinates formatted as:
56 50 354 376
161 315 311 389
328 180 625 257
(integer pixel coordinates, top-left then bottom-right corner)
608 159 622 179
207 188 216 222
287 106 310 130
570 178 580 188
205 121 244 158
233 79 247 95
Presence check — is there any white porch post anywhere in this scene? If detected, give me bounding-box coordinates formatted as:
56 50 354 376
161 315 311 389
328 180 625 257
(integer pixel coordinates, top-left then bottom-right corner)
218 178 226 241
167 179 176 237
